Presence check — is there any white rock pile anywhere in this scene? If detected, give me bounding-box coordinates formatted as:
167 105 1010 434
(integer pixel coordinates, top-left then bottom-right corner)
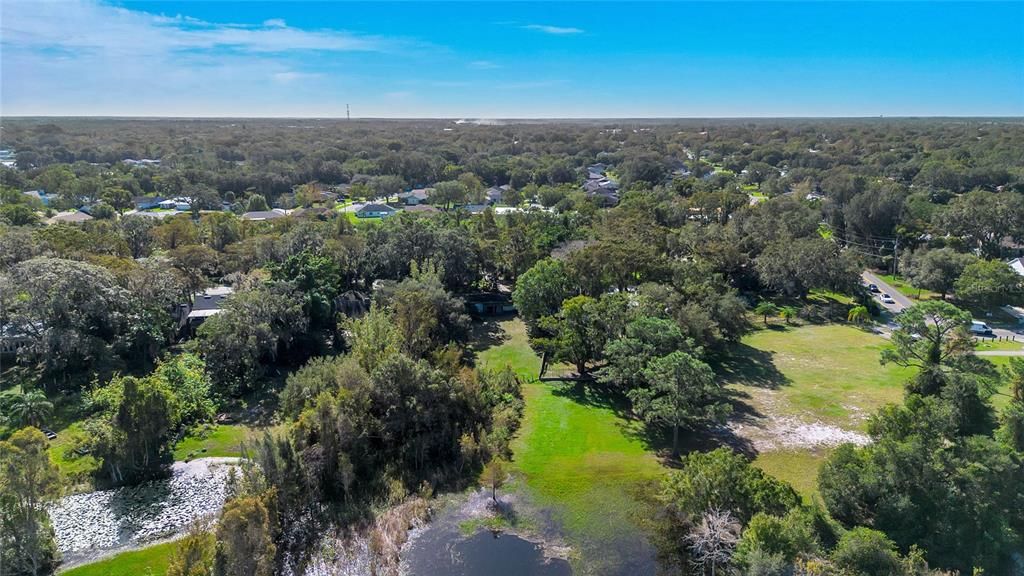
48 458 237 560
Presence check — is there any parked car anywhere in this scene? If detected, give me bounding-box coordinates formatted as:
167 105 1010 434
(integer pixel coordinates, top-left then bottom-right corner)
970 321 994 336
867 283 880 293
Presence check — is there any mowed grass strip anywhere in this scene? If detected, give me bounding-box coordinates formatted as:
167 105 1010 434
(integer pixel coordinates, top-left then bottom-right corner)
59 541 176 576
476 318 664 566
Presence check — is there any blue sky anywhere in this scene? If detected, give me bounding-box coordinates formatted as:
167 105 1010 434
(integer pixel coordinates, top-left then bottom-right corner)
2 1 1022 117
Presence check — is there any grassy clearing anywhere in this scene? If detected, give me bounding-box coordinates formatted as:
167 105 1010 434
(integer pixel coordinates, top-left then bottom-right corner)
753 449 830 501
877 273 941 302
59 541 176 576
716 324 914 499
722 323 1018 496
173 423 253 460
719 324 915 430
48 421 101 486
475 317 664 571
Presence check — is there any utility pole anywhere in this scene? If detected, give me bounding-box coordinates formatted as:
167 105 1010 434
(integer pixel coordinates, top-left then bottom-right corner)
892 238 899 277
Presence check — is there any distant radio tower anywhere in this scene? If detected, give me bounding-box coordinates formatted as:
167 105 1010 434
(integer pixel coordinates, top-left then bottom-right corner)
347 104 350 120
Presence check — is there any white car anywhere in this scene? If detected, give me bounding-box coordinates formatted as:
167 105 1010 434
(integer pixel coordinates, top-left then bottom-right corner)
970 321 994 336
881 294 895 304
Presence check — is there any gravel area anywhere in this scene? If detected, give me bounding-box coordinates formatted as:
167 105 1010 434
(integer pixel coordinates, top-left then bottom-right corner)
49 458 238 565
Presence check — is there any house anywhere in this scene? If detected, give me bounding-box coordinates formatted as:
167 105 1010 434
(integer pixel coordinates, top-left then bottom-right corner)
242 209 287 221
460 204 488 215
23 189 52 206
405 204 440 216
290 206 333 219
175 286 234 336
463 292 517 317
48 210 93 224
356 203 397 218
398 188 433 206
158 197 191 211
588 189 620 207
0 325 31 356
1009 257 1024 277
336 290 371 318
133 196 165 210
484 186 504 205
586 163 607 174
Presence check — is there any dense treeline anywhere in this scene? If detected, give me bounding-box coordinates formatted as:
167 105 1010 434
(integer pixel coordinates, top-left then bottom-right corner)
2 118 1024 575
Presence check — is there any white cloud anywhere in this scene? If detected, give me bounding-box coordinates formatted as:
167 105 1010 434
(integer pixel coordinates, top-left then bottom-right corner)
0 1 384 56
0 0 399 115
273 71 324 84
523 24 583 35
468 60 500 70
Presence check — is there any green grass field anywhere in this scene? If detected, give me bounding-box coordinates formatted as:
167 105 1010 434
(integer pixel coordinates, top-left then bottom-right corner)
59 541 176 576
173 424 253 460
974 338 1024 352
719 324 915 430
721 323 1018 498
475 318 664 571
753 449 831 500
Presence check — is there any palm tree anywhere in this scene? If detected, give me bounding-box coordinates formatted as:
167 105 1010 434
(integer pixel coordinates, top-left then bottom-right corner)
847 305 871 325
754 301 780 325
4 390 53 428
780 306 798 325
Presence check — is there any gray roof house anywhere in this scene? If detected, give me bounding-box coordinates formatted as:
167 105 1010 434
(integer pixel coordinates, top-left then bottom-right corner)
48 210 94 224
176 286 234 336
356 203 397 218
398 188 433 206
484 186 504 205
133 196 165 210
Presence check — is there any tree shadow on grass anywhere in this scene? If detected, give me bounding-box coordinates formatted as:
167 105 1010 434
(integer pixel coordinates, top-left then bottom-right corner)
550 379 630 414
464 317 513 366
712 343 790 390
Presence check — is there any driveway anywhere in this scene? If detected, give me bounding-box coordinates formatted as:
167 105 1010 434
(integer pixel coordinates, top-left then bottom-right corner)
861 271 912 314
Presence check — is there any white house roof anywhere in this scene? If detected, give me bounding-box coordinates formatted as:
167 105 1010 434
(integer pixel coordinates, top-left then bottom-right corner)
1009 257 1024 277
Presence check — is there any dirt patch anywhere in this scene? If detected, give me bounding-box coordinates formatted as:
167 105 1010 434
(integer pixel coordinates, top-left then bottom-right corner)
726 415 870 452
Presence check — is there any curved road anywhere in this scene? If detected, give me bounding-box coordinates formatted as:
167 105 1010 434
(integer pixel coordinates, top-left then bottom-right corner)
862 270 1024 355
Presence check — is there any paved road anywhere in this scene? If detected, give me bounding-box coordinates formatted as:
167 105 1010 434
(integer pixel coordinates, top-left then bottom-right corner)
863 270 1024 342
861 271 911 314
977 350 1024 356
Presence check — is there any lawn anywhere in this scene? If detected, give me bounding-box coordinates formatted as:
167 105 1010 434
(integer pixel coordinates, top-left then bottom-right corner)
173 423 254 460
877 273 941 302
48 421 101 486
475 318 665 572
974 338 1024 352
59 541 176 576
720 322 1019 498
719 324 915 430
753 449 830 501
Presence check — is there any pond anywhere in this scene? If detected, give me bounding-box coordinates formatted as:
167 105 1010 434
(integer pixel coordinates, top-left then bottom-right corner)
403 529 572 576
